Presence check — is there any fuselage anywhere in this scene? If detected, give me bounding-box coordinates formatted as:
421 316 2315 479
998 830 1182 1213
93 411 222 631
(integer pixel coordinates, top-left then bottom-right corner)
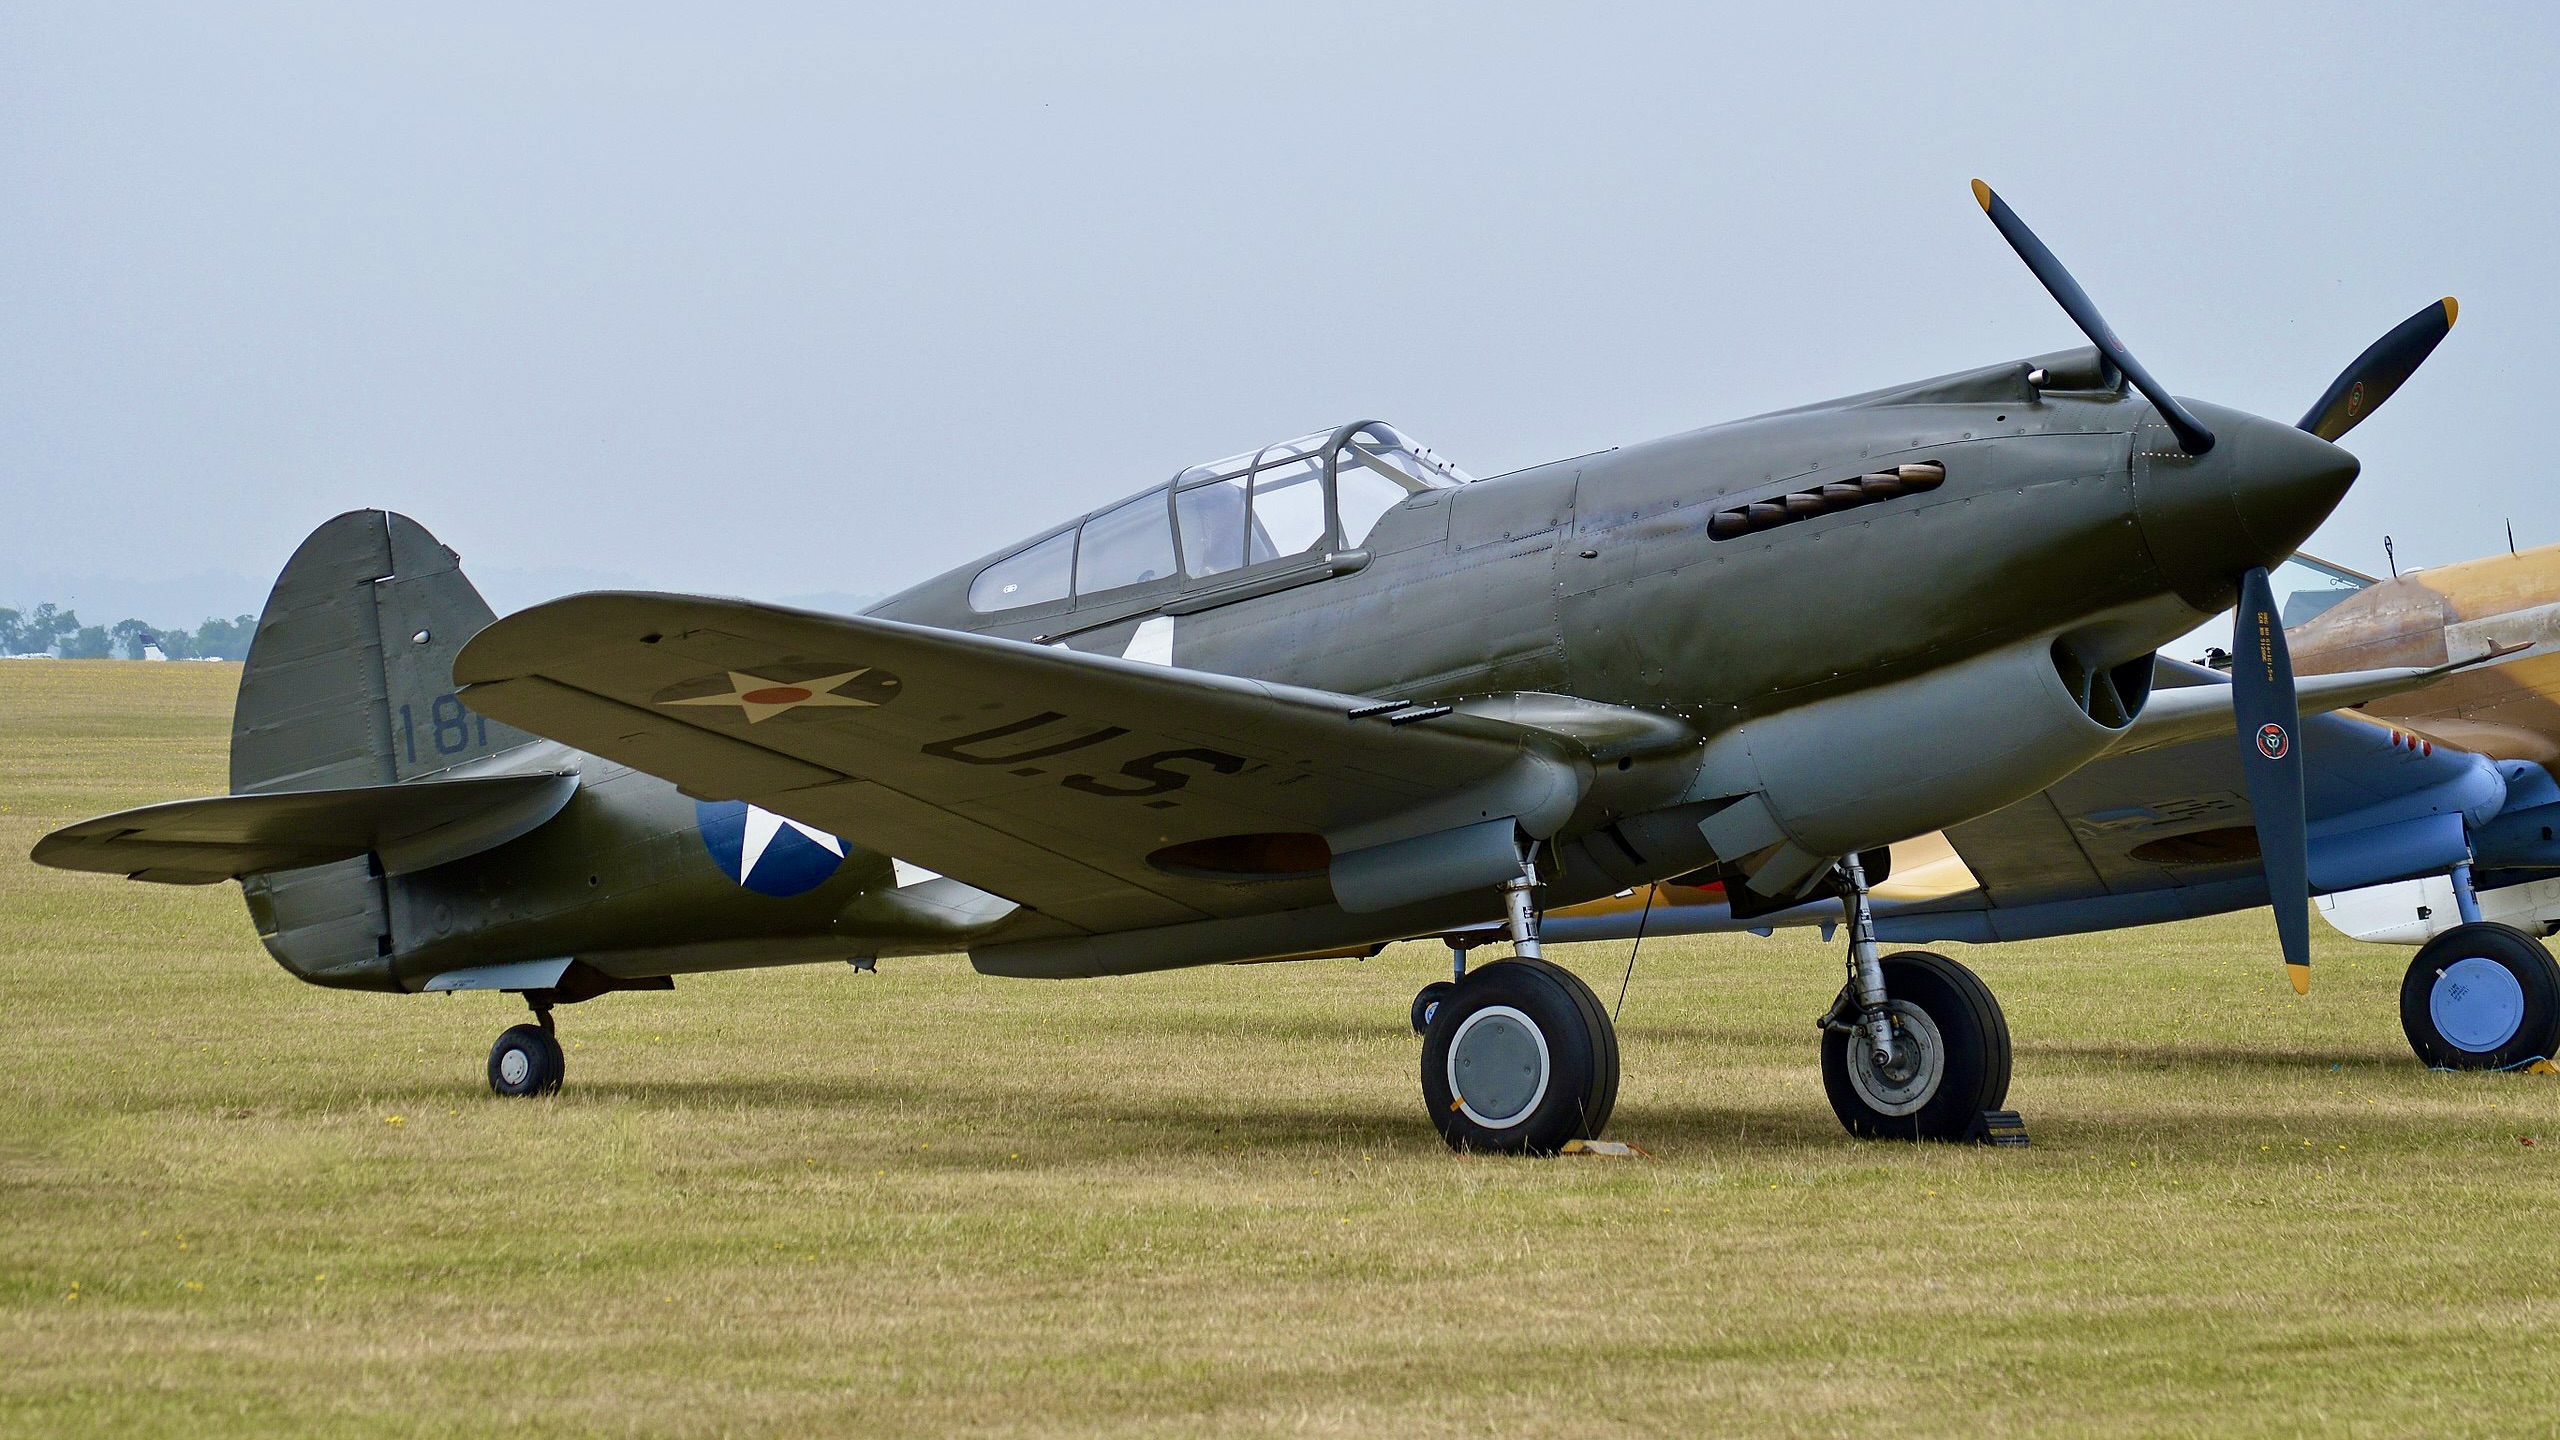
882 367 2327 718
302 350 2360 991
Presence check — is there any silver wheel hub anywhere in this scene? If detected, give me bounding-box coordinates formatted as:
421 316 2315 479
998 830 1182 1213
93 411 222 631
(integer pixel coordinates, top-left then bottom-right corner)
1846 1000 1944 1117
1447 1004 1551 1129
2432 956 2526 1053
498 1046 532 1087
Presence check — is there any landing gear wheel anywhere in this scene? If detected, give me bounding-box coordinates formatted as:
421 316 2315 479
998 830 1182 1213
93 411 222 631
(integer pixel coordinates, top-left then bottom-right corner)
2399 921 2560 1071
488 1023 565 1097
1411 981 1455 1035
1420 958 1618 1153
1533 958 1620 1137
1821 950 2009 1141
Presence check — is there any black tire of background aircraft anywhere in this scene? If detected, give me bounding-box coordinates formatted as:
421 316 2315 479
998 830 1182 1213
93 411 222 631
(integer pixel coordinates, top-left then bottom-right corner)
1821 950 2011 1141
2397 921 2560 1071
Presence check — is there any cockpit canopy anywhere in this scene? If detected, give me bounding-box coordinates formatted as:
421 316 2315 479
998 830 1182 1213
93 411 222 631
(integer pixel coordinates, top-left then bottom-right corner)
969 422 1475 613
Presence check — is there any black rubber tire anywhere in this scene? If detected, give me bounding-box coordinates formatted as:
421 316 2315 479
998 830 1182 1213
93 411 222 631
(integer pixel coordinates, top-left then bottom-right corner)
1515 956 1621 1137
1421 958 1615 1154
2399 921 2560 1071
1411 981 1456 1036
488 1023 565 1097
1820 950 2009 1142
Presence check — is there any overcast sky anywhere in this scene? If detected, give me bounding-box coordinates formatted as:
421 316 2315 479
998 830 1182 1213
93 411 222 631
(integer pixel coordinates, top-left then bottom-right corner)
5 3 2554 623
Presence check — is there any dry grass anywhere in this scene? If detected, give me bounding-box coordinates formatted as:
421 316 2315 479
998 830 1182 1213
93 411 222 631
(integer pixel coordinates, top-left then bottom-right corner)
3 658 2558 1437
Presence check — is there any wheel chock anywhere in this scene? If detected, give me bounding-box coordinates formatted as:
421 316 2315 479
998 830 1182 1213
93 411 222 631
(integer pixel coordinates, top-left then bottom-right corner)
1967 1110 2030 1146
1560 1139 1651 1159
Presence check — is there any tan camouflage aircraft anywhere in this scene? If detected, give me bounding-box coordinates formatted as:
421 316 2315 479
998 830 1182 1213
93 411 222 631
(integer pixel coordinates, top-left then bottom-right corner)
31 182 2470 1150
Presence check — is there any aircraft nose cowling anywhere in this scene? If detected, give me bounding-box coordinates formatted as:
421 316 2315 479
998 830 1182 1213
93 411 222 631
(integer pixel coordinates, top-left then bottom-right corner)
2136 401 2359 610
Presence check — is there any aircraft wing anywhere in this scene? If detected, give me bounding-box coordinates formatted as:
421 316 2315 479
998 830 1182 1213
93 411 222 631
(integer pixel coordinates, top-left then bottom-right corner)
1878 704 2498 938
455 593 1594 935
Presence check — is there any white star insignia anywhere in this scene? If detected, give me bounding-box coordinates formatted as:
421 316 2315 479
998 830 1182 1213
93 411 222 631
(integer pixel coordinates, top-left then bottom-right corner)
660 669 880 724
738 803 844 877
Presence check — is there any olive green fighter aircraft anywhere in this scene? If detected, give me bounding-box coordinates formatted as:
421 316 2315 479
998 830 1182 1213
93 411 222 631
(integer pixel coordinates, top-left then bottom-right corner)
34 183 2462 1151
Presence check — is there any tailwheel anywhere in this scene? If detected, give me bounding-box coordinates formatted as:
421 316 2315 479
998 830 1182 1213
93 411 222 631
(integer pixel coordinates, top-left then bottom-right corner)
488 1021 565 1097
1820 950 2010 1141
2399 921 2560 1071
1410 980 1455 1035
1420 957 1618 1154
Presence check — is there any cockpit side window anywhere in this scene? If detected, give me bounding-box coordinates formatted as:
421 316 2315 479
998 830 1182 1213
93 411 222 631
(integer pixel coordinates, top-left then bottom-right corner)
2274 553 2375 626
1177 476 1249 578
1247 450 1327 563
1075 487 1176 597
968 529 1075 612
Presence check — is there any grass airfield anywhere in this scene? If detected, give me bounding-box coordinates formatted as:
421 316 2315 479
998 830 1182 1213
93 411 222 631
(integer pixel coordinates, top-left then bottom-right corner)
4 658 2559 1438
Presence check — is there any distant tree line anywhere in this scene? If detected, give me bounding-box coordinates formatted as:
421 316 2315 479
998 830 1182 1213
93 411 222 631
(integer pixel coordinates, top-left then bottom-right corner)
0 604 257 660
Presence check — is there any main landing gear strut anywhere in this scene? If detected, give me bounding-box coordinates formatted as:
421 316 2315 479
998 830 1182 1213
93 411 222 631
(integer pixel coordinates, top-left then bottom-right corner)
1818 853 2014 1141
1415 843 1619 1154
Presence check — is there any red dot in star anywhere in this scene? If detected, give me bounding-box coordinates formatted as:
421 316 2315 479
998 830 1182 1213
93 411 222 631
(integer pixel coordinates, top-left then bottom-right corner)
742 686 813 705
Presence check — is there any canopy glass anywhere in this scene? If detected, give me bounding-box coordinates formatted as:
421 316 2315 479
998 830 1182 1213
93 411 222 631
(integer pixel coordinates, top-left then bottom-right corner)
971 422 1476 612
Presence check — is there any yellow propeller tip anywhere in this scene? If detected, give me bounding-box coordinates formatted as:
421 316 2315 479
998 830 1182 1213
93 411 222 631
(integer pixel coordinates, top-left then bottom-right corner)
2286 963 2311 995
2442 296 2460 327
1970 178 1994 211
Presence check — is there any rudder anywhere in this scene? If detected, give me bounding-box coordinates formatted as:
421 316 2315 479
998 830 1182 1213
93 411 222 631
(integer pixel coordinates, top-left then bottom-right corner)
231 511 534 795
230 511 539 992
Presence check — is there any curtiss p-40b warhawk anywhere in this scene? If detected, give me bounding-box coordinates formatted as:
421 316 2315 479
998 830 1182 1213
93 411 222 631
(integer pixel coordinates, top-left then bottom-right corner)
36 183 2464 1151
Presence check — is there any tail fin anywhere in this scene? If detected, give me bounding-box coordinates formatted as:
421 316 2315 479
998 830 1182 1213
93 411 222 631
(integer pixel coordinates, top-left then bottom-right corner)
220 511 546 991
231 511 535 795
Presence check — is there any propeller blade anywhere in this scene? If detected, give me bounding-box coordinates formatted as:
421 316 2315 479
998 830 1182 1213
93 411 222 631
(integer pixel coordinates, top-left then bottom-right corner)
1971 179 2217 456
2296 297 2460 442
2232 567 2312 993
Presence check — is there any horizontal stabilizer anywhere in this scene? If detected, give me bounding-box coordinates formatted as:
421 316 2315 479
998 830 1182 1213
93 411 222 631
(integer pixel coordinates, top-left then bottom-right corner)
31 772 578 884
